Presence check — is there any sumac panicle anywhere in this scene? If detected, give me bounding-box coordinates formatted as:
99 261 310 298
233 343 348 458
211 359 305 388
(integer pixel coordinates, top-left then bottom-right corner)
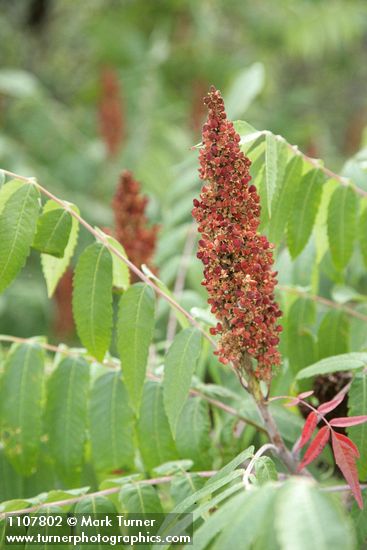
112 170 159 281
192 87 282 379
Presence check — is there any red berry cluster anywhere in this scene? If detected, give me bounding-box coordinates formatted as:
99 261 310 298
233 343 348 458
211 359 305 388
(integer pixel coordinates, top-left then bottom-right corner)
192 87 282 379
113 170 159 281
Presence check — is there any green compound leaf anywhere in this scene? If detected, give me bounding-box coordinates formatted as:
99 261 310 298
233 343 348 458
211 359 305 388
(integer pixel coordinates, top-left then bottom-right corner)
287 169 325 258
41 200 79 297
0 343 44 476
268 155 303 244
33 207 72 258
327 185 358 270
120 483 163 514
347 373 367 480
45 357 89 482
90 371 135 472
175 397 211 469
73 242 113 361
105 234 130 291
264 133 288 216
117 283 155 414
0 183 40 294
163 328 202 437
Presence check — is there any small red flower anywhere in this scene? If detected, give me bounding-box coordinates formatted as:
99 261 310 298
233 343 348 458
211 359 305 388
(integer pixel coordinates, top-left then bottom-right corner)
192 87 282 379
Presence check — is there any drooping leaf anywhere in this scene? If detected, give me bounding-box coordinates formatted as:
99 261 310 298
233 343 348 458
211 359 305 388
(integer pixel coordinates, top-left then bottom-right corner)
317 310 349 360
275 478 355 550
163 328 201 436
347 373 367 480
0 343 44 475
0 183 40 294
45 357 89 481
296 352 367 379
117 283 155 414
268 155 303 244
330 416 367 427
327 186 358 270
73 242 113 361
32 207 72 258
296 412 319 450
175 397 211 469
90 371 135 472
137 381 178 471
287 169 325 258
41 201 79 297
331 430 363 509
297 425 330 471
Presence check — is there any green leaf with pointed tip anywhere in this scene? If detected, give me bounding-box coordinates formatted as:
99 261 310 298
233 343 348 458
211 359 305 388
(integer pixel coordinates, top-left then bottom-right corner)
254 456 278 484
117 283 155 413
163 328 201 437
120 483 163 514
347 373 367 480
33 207 72 258
41 201 79 297
0 183 40 293
287 169 325 258
0 343 44 475
137 381 178 471
359 200 367 267
90 372 135 472
268 155 303 244
73 242 113 361
0 179 24 215
275 479 355 550
327 186 358 270
296 353 367 379
45 357 89 481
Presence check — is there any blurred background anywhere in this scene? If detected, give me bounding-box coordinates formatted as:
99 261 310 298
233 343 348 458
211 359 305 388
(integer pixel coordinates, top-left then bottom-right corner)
0 0 367 341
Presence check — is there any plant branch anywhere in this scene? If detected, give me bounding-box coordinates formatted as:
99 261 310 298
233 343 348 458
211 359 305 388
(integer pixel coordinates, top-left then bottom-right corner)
0 471 216 519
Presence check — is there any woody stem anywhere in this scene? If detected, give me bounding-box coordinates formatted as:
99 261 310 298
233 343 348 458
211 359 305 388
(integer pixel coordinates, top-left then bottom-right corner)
240 354 297 474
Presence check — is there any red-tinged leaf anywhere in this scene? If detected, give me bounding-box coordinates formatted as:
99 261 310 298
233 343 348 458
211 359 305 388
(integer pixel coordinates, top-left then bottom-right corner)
330 416 367 427
297 425 330 471
317 391 346 415
331 431 363 509
334 432 360 458
296 411 319 450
